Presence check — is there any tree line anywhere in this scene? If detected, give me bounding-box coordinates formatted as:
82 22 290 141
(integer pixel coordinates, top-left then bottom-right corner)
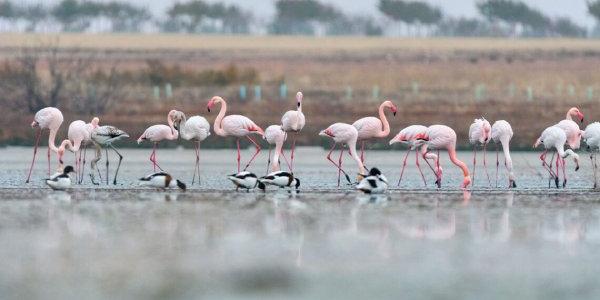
1 0 600 37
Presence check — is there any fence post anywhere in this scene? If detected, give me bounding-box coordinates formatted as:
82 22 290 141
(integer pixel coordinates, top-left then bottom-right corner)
165 83 172 98
556 83 562 96
279 83 287 99
372 85 380 99
153 86 160 100
412 81 419 95
475 84 485 101
508 83 516 98
239 85 247 100
587 87 594 101
568 85 576 97
254 85 261 102
345 85 353 100
526 86 533 101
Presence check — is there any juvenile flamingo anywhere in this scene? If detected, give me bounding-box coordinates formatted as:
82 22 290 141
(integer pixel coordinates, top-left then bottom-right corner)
414 125 471 189
491 120 516 188
207 96 264 172
583 122 600 188
352 100 397 163
468 117 492 186
172 111 211 185
319 123 367 187
264 125 291 173
26 107 64 183
137 110 179 172
534 125 579 188
57 117 100 184
281 92 305 172
389 125 438 187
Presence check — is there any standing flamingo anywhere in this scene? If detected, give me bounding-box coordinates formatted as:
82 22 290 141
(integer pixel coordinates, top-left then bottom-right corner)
583 122 600 188
90 125 129 185
137 110 179 172
414 125 471 189
57 117 100 184
26 107 64 183
491 120 516 188
172 111 211 185
468 117 492 186
319 123 367 187
352 100 397 163
389 125 438 187
281 91 306 172
554 107 584 179
264 125 291 173
534 126 579 188
207 96 264 172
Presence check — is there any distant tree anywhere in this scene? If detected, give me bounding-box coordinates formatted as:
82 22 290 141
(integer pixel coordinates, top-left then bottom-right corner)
162 0 251 34
551 17 586 37
100 2 150 32
435 17 501 37
477 0 550 36
51 0 95 32
271 0 341 35
17 4 49 32
588 1 600 22
0 1 15 19
378 0 441 36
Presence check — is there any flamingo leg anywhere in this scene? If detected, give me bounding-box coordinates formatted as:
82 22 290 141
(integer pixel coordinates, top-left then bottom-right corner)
435 150 442 188
495 143 499 188
236 138 241 173
25 128 42 183
325 143 352 185
81 144 87 184
47 146 51 175
483 143 491 186
149 143 156 172
360 141 365 163
150 142 164 172
105 148 109 185
266 145 272 175
540 150 557 186
472 146 477 186
415 150 427 186
338 147 344 187
192 141 201 185
561 157 567 188
280 149 292 172
290 132 297 172
594 154 599 189
397 148 411 187
243 136 261 171
109 144 123 185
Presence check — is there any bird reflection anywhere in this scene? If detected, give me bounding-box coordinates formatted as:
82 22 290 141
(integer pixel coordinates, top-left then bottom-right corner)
137 192 180 202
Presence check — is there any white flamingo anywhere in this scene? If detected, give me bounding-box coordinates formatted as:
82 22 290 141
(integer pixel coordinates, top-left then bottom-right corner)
491 120 516 188
468 117 492 186
583 122 600 188
281 91 306 172
534 125 579 188
173 111 211 185
264 125 290 173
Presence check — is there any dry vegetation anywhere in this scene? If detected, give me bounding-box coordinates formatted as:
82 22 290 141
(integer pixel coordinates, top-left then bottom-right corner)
2 33 600 149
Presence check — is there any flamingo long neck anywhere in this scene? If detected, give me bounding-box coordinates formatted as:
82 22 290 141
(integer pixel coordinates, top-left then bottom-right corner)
179 115 191 140
167 115 177 138
566 109 574 121
272 141 283 171
500 137 514 178
376 103 390 138
297 101 303 113
213 99 227 136
48 128 60 153
448 146 470 178
347 138 366 175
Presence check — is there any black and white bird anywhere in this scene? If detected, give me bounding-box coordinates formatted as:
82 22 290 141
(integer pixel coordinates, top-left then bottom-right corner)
259 171 300 191
228 171 265 191
356 167 389 194
139 172 187 191
90 125 129 185
45 165 75 190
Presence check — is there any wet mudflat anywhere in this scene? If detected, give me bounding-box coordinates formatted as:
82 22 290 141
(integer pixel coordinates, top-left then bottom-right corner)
1 147 600 299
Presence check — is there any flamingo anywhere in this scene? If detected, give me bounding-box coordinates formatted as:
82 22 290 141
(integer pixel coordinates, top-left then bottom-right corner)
352 100 397 164
172 111 211 185
583 122 600 188
318 123 367 187
491 120 516 188
281 92 306 172
137 110 179 172
264 125 291 173
468 117 492 186
414 125 471 189
389 125 439 187
26 107 64 183
207 96 264 172
534 126 579 188
57 117 100 184
90 125 129 185
554 107 584 179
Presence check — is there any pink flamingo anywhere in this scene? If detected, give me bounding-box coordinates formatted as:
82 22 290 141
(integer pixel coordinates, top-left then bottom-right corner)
207 96 264 172
414 125 471 189
264 125 291 173
57 117 100 183
172 111 211 185
534 125 579 188
468 117 492 186
319 123 367 187
491 120 516 188
281 92 305 172
352 100 397 163
554 107 584 180
137 110 179 172
26 107 64 183
389 125 438 187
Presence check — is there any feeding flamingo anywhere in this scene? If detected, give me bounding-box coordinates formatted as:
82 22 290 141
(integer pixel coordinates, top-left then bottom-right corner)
172 111 211 185
553 107 584 179
264 125 291 173
319 123 367 187
389 125 438 187
57 117 100 184
414 125 471 189
352 100 397 163
534 125 579 188
491 120 516 188
583 122 600 188
468 117 492 186
207 96 264 172
26 107 64 183
137 110 179 172
90 125 129 185
281 91 306 172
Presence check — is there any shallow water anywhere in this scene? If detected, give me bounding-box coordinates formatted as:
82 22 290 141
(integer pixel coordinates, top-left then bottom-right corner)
1 147 600 299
